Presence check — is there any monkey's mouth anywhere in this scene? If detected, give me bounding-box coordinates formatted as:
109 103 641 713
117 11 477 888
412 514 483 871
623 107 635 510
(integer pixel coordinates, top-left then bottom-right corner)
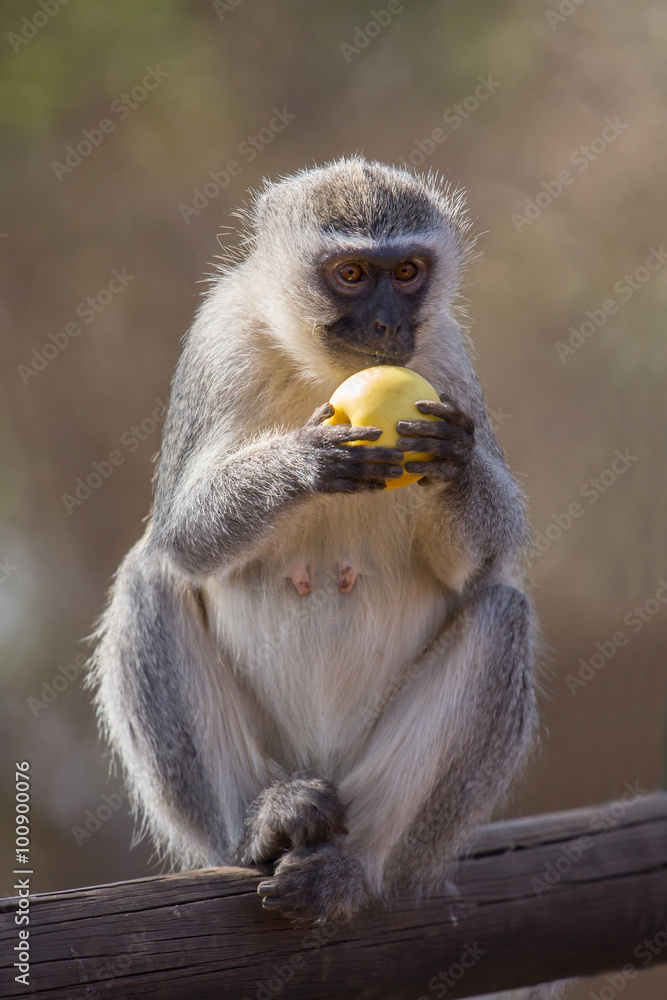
340 345 412 367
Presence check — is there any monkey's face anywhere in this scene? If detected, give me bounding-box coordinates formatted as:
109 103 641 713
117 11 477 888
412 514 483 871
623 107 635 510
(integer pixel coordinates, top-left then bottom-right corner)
317 247 432 369
246 159 468 379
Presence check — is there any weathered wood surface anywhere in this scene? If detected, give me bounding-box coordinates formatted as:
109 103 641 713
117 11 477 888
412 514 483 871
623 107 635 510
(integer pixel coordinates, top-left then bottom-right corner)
2 792 667 999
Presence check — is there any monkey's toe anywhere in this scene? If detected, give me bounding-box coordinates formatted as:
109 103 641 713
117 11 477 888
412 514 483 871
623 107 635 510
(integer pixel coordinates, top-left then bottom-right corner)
257 841 368 927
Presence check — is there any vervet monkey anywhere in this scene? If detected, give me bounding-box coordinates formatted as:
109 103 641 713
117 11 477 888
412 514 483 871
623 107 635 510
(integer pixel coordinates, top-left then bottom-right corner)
90 158 539 940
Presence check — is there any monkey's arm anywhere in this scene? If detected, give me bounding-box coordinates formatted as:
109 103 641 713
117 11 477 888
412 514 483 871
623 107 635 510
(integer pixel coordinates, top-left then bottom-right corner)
420 447 528 586
149 404 404 577
400 398 529 586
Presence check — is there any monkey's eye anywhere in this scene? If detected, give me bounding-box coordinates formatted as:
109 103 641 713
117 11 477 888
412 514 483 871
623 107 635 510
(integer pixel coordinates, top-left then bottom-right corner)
394 262 419 282
337 263 365 283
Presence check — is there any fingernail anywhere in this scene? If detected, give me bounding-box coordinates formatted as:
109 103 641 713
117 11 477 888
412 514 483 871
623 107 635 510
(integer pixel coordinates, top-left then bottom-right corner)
396 421 409 431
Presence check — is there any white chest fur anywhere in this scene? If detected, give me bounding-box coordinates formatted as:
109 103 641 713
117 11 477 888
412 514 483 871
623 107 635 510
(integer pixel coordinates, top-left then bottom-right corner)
204 488 452 780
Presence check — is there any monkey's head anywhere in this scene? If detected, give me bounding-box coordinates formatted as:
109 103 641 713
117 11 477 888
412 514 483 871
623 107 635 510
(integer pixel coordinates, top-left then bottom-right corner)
238 158 472 381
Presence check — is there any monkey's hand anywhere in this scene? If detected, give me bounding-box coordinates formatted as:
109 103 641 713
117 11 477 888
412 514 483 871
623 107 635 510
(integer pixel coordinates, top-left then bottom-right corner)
301 403 405 493
238 776 348 866
398 394 475 487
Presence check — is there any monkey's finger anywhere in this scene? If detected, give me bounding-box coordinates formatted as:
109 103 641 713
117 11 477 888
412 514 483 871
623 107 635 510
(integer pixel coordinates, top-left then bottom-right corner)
396 418 471 441
435 397 476 435
415 399 475 434
337 444 404 464
397 437 470 461
335 458 404 479
305 402 335 426
404 460 462 479
325 424 383 444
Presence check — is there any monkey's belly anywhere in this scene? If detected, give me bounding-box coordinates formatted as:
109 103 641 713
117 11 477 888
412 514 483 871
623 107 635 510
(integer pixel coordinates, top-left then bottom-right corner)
204 560 451 779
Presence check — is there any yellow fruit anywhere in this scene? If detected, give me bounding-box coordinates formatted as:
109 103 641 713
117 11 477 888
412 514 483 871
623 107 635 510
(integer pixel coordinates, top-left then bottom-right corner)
324 366 440 490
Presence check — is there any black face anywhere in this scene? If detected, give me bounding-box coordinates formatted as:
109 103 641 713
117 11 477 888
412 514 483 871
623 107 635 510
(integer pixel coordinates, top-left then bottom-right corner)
319 248 431 367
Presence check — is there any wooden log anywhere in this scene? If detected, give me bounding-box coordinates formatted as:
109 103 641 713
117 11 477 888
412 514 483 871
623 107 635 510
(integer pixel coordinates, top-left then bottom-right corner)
2 792 667 999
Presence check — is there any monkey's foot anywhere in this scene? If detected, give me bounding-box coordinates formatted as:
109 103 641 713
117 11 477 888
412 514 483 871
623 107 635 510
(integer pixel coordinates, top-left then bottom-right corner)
258 841 368 927
238 776 348 866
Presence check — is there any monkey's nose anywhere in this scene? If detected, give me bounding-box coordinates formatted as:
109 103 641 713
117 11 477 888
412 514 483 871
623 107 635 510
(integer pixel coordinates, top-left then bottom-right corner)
374 320 401 337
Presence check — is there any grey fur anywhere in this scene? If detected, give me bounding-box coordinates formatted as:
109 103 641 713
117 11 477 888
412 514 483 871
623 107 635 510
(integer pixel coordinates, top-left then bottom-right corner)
89 158 541 967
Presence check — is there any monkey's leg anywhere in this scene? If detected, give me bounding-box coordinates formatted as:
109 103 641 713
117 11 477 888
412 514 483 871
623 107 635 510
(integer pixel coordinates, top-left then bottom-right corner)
340 582 537 895
89 541 276 869
256 584 535 926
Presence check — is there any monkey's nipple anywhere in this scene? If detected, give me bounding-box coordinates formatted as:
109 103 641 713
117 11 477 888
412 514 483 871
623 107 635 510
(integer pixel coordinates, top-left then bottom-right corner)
337 561 358 594
289 563 311 596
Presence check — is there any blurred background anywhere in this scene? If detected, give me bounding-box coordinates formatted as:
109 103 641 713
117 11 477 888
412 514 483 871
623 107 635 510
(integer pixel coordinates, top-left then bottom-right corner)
1 1 666 995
